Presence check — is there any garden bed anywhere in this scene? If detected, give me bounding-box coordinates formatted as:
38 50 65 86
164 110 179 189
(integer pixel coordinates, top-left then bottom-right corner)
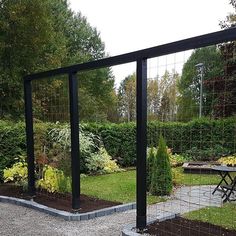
143 217 236 236
0 184 121 213
183 162 221 174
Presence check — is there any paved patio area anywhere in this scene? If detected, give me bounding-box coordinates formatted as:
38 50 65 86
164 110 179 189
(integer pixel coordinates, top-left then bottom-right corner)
0 185 224 236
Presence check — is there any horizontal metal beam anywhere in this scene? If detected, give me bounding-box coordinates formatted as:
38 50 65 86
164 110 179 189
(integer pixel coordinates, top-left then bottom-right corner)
25 27 236 81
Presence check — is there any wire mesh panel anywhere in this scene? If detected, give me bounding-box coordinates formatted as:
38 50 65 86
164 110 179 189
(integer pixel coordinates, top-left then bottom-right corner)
145 43 236 235
31 75 72 199
23 28 236 233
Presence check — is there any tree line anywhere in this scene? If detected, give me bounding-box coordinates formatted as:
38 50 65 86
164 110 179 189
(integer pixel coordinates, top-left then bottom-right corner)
0 0 235 123
0 0 115 121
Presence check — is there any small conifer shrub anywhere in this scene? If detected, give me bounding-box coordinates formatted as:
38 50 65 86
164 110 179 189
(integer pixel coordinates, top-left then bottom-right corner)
150 135 173 196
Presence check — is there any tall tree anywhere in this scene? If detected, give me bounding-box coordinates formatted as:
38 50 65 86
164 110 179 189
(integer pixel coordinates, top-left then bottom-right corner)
177 46 224 121
205 0 236 118
159 71 179 121
147 78 159 120
0 0 115 121
118 70 179 122
0 0 66 118
118 73 136 122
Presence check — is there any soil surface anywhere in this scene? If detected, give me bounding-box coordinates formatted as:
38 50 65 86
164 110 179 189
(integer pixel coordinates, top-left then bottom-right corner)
0 184 121 213
144 217 236 236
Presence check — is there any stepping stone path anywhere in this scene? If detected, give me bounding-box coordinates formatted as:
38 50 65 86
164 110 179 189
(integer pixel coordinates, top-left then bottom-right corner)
146 185 223 222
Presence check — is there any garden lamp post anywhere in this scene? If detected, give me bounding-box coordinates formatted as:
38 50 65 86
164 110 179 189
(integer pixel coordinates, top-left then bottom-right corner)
195 63 204 118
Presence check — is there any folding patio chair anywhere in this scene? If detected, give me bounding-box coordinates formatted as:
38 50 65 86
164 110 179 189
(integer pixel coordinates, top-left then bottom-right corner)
221 176 236 202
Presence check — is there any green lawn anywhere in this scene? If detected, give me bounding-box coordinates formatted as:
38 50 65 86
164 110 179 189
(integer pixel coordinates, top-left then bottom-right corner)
184 203 236 231
81 170 165 204
172 167 221 186
81 167 222 204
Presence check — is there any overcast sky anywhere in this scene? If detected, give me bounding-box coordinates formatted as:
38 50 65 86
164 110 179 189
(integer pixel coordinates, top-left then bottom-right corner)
69 0 233 87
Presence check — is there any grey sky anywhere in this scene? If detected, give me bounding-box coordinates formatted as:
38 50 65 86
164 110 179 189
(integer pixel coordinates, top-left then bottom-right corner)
69 0 233 86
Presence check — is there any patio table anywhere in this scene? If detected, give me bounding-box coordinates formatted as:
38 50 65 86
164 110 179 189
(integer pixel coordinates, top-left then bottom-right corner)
211 166 236 202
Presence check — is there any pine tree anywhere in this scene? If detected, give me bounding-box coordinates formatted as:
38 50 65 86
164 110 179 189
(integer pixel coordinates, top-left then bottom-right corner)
147 147 156 191
150 135 172 196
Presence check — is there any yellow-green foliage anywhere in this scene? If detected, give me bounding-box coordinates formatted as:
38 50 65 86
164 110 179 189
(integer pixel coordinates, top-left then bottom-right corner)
4 161 71 193
218 155 236 166
100 148 122 173
36 165 71 193
4 161 28 186
86 147 123 174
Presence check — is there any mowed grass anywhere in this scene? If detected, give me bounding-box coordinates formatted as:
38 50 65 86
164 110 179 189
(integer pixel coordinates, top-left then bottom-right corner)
173 167 221 186
184 203 236 231
81 167 223 204
81 170 165 204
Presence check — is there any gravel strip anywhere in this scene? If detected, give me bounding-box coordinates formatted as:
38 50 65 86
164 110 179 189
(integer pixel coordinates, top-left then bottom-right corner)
0 202 136 236
0 185 222 236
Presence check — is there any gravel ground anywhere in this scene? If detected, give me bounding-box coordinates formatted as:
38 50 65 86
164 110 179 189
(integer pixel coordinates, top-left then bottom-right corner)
0 202 136 236
0 185 222 236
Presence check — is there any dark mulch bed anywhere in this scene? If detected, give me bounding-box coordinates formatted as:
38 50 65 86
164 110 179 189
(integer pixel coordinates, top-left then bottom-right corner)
142 217 236 236
0 184 121 213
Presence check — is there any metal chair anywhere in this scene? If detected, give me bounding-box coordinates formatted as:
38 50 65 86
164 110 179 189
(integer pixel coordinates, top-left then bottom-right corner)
221 176 236 202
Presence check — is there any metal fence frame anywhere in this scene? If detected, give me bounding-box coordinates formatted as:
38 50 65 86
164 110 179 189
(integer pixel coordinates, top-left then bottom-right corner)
24 27 236 229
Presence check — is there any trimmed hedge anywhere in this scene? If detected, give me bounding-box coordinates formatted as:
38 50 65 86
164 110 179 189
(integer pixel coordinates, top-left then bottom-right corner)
0 121 58 181
84 118 236 166
0 120 26 181
0 117 236 178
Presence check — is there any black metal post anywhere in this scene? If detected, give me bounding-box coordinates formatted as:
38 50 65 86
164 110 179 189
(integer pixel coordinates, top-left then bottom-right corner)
24 79 36 196
136 58 147 229
68 72 80 210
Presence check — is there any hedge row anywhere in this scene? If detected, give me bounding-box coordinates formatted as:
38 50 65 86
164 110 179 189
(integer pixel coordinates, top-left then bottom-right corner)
0 118 236 178
84 118 236 166
0 120 26 180
0 121 58 181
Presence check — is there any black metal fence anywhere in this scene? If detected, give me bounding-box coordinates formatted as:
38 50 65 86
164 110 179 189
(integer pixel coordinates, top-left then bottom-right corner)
24 27 236 229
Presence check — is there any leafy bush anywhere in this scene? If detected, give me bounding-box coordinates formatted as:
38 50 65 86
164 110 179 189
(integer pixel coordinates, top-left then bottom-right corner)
3 159 72 193
0 121 26 181
86 147 122 174
218 155 236 166
184 145 231 161
169 153 189 167
149 136 173 196
1 117 235 173
85 118 236 166
48 124 122 175
84 122 136 166
49 124 101 173
36 165 71 193
3 158 28 190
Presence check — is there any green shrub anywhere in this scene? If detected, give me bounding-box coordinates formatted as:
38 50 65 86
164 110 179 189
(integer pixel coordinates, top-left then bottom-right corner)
147 147 156 190
169 153 190 167
3 157 28 190
48 124 92 174
84 118 236 166
84 122 136 166
1 117 235 173
4 160 71 194
218 155 236 166
36 165 71 193
86 147 122 174
47 124 122 175
0 121 26 181
149 136 173 196
184 145 231 161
